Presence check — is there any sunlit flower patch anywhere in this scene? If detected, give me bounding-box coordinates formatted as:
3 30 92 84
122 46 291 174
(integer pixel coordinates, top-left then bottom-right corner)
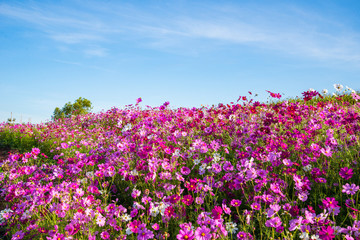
0 86 360 239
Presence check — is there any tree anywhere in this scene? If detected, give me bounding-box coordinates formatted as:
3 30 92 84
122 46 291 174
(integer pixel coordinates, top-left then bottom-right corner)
52 97 93 120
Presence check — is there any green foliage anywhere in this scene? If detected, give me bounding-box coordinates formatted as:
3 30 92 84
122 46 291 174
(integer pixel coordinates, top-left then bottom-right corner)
279 91 360 107
52 97 93 120
0 127 37 152
6 117 16 125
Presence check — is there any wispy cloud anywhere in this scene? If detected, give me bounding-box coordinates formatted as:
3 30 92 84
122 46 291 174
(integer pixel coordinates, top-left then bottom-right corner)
83 47 108 57
141 6 360 64
0 1 359 64
50 33 104 44
53 59 113 72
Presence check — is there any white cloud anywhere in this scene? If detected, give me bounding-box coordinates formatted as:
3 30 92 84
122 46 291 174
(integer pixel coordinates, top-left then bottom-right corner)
84 47 108 57
50 33 104 44
0 1 359 64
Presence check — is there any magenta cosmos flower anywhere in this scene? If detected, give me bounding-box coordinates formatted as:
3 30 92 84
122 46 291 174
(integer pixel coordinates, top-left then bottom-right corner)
100 231 110 240
230 199 242 207
318 225 335 240
265 216 282 228
251 202 261 211
211 206 223 220
181 166 191 175
181 195 194 206
194 226 211 240
152 223 159 231
339 167 354 180
137 228 154 240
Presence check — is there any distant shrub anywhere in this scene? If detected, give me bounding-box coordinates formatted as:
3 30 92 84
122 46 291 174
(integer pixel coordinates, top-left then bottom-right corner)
52 97 92 120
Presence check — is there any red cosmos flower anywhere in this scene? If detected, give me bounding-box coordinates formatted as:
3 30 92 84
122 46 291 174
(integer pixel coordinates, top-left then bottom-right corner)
185 180 197 191
181 195 194 206
168 194 180 204
164 206 175 218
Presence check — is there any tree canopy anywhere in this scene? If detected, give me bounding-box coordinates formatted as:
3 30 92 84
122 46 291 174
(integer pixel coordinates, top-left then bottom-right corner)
52 97 93 120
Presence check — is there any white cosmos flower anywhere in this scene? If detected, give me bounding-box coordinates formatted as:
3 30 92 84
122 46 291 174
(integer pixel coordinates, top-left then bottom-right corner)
213 153 221 163
126 227 133 235
121 214 132 222
225 222 238 234
173 149 180 157
130 169 138 176
86 171 94 179
333 84 343 92
322 89 328 95
193 159 200 165
346 86 356 93
303 165 312 172
299 232 309 240
149 206 159 217
122 123 132 132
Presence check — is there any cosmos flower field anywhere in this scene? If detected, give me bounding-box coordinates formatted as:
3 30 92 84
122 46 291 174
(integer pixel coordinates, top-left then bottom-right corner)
1 87 360 240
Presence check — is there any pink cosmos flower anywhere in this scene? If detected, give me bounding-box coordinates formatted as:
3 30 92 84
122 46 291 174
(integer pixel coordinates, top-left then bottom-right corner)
180 167 191 175
351 92 360 100
265 216 282 228
96 215 106 227
345 234 355 240
237 231 253 239
131 189 141 198
152 223 159 231
61 142 69 149
94 170 104 178
138 228 154 240
130 208 138 217
282 158 293 167
177 228 195 240
310 143 320 152
342 183 359 195
222 203 231 214
12 230 25 240
320 146 332 157
289 216 303 231
195 197 204 205
31 147 40 155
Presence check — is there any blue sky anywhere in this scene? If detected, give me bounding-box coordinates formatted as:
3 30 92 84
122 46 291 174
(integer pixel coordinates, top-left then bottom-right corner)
1 0 360 123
